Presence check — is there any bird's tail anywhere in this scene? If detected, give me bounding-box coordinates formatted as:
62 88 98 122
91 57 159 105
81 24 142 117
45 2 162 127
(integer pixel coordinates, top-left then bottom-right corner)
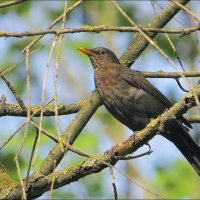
164 127 200 176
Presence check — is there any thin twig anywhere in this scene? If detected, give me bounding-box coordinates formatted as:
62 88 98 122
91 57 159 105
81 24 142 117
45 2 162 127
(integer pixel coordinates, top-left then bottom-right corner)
15 123 29 200
54 1 68 138
171 1 200 23
30 120 93 157
153 3 187 73
0 74 27 111
112 166 165 199
109 167 118 200
175 78 189 92
14 154 27 199
186 115 200 123
49 160 56 199
29 121 57 142
25 129 39 192
0 0 26 8
32 36 58 165
186 5 200 63
23 48 32 192
153 0 186 28
116 150 153 160
1 25 200 38
22 0 82 52
0 69 28 199
0 123 26 151
0 99 53 150
140 71 200 78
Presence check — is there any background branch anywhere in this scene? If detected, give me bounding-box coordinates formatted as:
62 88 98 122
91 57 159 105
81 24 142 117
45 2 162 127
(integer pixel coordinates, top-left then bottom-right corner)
0 24 200 38
0 0 25 8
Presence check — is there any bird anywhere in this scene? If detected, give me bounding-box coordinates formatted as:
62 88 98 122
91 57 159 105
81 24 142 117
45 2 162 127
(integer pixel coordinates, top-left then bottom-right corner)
78 47 200 176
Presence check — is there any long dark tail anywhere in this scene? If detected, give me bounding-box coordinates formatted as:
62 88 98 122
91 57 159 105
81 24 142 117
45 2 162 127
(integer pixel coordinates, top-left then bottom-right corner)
164 128 200 176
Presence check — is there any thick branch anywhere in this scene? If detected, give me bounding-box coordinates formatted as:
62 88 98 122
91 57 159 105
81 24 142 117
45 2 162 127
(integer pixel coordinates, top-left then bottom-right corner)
0 99 87 117
186 115 200 123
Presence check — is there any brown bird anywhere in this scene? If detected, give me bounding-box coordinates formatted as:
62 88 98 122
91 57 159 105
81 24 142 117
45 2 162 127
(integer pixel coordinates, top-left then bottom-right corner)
79 47 200 176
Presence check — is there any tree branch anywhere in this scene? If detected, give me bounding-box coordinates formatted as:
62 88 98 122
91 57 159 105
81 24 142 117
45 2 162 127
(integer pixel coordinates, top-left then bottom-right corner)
186 115 200 123
141 71 200 78
0 24 199 38
0 0 26 8
0 97 87 117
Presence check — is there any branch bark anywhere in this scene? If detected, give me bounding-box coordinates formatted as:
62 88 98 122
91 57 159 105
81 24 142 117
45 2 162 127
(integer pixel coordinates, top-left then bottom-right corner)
0 98 86 117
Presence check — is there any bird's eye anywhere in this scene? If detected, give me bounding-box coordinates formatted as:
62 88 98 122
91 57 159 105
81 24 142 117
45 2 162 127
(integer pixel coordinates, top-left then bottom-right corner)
100 50 106 56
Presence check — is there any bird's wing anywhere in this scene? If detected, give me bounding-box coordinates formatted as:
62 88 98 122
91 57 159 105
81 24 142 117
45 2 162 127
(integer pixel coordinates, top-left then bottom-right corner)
121 67 192 128
121 67 172 108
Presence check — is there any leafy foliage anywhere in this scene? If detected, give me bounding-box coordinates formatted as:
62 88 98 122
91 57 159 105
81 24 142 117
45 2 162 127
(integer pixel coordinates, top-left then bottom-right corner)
153 160 200 198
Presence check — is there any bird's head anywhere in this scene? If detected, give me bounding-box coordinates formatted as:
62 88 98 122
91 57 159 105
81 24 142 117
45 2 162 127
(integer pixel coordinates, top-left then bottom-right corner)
78 47 120 68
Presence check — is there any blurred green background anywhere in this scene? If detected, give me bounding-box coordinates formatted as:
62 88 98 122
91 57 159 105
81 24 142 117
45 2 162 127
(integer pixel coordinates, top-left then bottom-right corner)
0 1 200 199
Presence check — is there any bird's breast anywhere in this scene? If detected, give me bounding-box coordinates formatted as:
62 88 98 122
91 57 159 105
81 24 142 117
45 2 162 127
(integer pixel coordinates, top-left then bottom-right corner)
94 65 144 120
95 66 128 103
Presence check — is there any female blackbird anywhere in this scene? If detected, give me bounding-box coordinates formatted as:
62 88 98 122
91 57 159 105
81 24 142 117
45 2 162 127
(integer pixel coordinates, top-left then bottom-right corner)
79 47 200 176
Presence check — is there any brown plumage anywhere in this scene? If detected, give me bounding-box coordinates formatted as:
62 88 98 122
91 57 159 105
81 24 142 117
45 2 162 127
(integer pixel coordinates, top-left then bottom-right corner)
79 47 200 176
